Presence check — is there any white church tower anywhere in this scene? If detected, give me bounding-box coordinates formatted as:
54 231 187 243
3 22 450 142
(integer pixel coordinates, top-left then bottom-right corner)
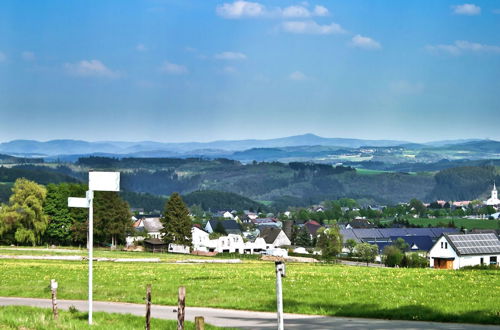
486 182 500 206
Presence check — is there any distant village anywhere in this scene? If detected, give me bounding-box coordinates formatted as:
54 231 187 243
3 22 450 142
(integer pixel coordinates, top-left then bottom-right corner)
128 183 500 270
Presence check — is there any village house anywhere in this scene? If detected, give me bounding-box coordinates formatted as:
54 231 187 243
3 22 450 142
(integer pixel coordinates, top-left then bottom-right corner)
258 226 291 249
429 233 500 269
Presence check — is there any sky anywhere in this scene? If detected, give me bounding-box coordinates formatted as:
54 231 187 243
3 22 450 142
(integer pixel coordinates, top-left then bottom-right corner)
0 0 499 143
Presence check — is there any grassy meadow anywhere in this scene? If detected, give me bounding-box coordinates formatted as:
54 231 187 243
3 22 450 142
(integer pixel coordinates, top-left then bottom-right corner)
0 306 229 330
408 218 500 230
0 256 499 325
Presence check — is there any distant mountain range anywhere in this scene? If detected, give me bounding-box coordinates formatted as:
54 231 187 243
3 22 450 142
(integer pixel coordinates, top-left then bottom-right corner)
0 134 492 156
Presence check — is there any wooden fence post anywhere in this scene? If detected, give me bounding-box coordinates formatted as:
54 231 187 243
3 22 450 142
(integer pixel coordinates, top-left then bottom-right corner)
145 284 151 330
177 286 186 330
50 279 58 320
195 316 205 330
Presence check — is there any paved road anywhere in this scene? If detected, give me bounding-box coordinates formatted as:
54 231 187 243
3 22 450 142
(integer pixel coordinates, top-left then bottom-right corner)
0 297 498 329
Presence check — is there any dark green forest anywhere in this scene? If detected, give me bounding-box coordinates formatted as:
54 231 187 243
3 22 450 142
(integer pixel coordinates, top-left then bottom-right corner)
1 157 499 210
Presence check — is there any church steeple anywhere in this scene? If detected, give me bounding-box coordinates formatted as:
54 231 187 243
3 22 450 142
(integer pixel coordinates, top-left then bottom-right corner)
486 181 500 206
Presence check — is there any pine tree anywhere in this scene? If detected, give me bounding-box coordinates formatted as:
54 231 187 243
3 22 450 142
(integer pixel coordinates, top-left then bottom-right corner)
161 192 192 247
93 191 132 247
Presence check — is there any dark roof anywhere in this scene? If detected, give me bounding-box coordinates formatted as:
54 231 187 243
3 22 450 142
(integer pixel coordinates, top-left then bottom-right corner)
341 227 461 242
430 227 459 237
144 238 166 245
259 227 283 244
390 236 434 252
143 218 164 232
352 229 384 239
445 233 500 256
348 219 375 229
208 220 241 231
252 217 276 224
374 241 392 253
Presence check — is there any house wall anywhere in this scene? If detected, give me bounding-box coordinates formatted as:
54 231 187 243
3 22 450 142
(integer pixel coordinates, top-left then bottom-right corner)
273 231 291 247
455 254 500 269
429 236 458 268
430 236 500 269
192 227 209 251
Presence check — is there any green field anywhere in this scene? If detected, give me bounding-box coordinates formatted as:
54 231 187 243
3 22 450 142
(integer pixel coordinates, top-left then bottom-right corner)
0 257 498 325
0 306 228 330
407 218 500 230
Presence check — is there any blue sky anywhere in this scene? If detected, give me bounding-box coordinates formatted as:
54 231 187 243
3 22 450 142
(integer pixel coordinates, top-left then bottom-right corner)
0 0 499 143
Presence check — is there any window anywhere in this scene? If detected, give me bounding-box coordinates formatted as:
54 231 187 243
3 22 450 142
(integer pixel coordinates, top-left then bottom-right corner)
441 242 443 248
490 256 497 265
445 242 448 249
480 257 484 265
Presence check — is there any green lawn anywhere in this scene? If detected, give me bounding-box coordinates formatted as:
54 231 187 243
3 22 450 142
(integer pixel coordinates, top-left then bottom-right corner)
0 259 498 325
0 306 229 330
407 218 500 230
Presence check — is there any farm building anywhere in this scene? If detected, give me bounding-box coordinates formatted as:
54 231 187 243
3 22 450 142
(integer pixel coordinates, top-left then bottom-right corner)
429 233 500 269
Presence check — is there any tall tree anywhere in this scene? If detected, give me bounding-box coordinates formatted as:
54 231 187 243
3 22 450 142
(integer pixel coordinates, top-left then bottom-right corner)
0 178 48 246
161 192 192 247
93 191 133 247
43 183 87 245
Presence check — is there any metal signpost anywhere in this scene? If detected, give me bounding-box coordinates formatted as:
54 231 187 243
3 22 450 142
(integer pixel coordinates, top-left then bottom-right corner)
275 261 286 330
68 171 120 325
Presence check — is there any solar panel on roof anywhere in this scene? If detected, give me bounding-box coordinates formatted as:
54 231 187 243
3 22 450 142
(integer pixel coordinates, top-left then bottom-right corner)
447 233 500 255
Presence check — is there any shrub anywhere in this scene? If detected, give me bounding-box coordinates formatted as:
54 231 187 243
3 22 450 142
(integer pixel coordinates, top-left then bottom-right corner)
383 245 403 267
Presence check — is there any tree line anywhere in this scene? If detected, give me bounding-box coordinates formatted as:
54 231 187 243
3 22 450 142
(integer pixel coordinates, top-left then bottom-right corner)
0 179 132 246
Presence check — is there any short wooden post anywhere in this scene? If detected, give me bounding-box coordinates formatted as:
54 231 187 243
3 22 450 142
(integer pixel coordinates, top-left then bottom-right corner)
177 286 186 330
195 316 205 330
50 279 58 320
145 284 151 330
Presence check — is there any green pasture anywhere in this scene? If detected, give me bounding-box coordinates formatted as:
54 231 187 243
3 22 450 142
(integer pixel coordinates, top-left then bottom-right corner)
0 258 498 325
0 306 228 330
407 218 500 230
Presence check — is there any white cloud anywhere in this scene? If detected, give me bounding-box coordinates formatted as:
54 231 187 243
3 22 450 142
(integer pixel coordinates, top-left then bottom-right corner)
215 51 247 60
452 4 481 15
222 66 238 74
313 5 329 16
289 71 307 81
282 5 328 18
390 80 424 94
216 1 266 19
64 60 119 78
21 51 35 61
282 20 345 35
216 1 329 19
425 40 500 55
282 5 311 18
0 52 6 62
136 44 148 52
160 61 188 74
350 35 382 50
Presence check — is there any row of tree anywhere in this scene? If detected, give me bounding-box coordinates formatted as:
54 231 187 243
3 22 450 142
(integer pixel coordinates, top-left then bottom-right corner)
0 179 132 246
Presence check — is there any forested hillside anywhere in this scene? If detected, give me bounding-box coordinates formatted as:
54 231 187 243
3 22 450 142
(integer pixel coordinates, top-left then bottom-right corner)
1 158 499 208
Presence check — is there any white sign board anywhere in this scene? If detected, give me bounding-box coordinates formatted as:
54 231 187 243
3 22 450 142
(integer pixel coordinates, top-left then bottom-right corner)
68 197 90 208
89 171 120 192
